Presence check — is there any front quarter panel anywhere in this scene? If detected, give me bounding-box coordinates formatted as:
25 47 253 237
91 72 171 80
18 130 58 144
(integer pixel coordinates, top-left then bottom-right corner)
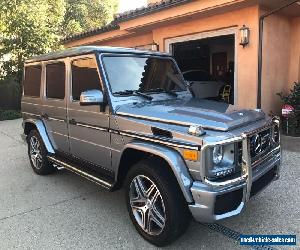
121 141 194 203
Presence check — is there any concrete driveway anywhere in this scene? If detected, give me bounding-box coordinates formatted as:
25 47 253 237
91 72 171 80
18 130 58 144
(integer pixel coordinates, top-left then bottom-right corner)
0 119 299 250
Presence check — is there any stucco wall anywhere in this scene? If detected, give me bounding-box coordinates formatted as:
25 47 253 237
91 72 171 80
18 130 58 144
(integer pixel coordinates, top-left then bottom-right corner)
288 17 300 88
65 3 261 110
152 5 260 109
99 32 153 48
261 13 291 114
63 1 300 114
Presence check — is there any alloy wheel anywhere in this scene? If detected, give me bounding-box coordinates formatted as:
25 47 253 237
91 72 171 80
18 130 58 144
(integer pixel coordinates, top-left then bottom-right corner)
29 136 43 169
129 175 166 236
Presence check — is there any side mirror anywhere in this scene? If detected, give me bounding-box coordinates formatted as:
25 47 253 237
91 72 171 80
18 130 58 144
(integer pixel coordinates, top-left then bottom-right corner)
80 89 104 106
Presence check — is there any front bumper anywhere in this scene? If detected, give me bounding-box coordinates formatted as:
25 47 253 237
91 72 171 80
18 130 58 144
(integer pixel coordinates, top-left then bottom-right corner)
189 144 281 223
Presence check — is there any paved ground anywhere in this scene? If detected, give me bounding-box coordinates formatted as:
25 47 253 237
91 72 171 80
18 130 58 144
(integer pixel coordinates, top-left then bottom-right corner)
0 119 299 250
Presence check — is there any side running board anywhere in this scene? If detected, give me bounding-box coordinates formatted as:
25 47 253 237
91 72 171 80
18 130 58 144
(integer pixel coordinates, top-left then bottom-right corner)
47 156 114 190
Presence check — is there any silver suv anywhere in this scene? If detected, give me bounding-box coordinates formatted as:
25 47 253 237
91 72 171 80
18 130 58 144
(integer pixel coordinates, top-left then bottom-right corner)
21 46 281 246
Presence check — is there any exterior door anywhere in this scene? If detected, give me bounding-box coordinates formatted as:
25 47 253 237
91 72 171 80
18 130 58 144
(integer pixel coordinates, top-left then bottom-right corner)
67 55 111 171
42 61 69 153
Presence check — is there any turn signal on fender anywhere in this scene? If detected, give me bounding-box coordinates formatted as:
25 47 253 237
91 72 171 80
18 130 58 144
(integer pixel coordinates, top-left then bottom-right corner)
183 150 199 162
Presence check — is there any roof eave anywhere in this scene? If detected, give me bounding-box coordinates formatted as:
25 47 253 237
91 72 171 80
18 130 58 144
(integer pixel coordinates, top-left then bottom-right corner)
62 0 192 44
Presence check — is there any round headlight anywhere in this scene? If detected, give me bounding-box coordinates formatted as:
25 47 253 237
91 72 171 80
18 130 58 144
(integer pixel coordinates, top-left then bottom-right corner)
213 146 224 165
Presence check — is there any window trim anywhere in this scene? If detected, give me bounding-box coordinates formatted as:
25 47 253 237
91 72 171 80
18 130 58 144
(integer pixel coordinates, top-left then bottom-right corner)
70 55 102 103
23 62 42 98
44 60 66 101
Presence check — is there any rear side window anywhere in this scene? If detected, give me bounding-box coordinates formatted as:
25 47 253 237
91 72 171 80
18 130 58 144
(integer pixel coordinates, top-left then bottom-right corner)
46 62 65 99
23 65 42 97
71 58 101 101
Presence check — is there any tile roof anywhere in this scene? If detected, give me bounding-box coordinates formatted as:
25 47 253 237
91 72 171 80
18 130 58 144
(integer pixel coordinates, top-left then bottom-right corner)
61 22 120 43
62 0 191 44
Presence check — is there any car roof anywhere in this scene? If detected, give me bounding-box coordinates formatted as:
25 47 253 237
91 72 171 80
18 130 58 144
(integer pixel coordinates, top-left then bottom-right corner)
26 46 170 63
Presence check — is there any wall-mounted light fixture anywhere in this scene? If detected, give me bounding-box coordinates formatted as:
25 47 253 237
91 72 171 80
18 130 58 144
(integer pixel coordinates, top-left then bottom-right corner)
151 41 159 51
239 25 250 47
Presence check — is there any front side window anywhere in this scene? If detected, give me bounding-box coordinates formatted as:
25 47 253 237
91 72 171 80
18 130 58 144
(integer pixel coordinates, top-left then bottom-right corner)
46 62 65 99
23 65 42 97
71 58 101 101
102 56 187 95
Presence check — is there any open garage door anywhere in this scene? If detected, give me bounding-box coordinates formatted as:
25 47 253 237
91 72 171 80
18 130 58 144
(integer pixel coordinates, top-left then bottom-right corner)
171 34 235 104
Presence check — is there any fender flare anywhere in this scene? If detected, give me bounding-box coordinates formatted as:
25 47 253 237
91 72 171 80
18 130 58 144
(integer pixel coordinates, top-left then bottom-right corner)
23 119 55 154
122 141 194 203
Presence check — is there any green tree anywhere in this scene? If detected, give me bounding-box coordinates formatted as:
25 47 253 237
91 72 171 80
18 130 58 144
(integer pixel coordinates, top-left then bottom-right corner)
63 0 118 36
0 0 65 81
0 0 119 82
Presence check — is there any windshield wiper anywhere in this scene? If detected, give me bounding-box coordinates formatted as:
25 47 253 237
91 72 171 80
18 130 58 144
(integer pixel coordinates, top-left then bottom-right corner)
135 91 153 100
148 88 178 97
114 90 153 100
114 90 134 96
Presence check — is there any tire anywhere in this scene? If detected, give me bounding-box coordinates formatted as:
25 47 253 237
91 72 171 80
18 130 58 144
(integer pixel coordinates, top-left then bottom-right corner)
124 158 191 247
27 130 56 175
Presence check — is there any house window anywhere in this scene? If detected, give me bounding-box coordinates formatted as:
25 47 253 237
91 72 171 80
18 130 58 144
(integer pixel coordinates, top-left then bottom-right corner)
71 58 101 101
23 65 42 97
46 62 65 99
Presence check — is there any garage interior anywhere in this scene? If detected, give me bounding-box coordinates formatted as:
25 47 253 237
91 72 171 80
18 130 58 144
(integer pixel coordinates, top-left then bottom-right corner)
172 34 235 104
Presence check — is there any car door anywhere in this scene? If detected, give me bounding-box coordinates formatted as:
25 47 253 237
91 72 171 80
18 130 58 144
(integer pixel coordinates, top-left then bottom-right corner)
67 55 112 174
42 60 69 153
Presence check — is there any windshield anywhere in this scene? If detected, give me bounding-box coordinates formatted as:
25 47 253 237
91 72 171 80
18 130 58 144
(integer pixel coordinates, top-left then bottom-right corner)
102 56 187 95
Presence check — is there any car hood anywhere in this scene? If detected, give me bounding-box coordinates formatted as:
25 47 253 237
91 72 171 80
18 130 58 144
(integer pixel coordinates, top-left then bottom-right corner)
116 97 265 132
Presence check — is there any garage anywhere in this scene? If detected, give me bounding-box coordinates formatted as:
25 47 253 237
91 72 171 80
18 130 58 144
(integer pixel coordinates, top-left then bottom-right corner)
169 34 235 104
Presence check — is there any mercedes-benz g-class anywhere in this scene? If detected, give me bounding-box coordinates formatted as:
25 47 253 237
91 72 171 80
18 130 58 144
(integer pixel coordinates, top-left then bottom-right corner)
22 46 281 246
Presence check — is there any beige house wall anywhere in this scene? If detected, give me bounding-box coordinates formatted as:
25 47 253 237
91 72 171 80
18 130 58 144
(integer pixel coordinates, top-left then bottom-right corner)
151 5 260 109
99 32 153 48
81 5 260 109
261 13 291 114
261 15 300 114
288 17 300 88
63 1 300 114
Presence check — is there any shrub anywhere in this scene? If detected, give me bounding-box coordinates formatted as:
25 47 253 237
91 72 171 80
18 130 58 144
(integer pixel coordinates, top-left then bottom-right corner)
277 82 300 109
0 110 21 121
277 82 300 136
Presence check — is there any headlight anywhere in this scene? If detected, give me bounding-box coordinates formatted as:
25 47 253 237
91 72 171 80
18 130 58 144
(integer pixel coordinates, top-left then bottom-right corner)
206 143 236 179
213 146 223 164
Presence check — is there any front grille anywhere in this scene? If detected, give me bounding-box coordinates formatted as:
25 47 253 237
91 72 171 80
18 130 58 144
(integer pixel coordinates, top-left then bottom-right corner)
249 128 272 164
237 127 276 168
